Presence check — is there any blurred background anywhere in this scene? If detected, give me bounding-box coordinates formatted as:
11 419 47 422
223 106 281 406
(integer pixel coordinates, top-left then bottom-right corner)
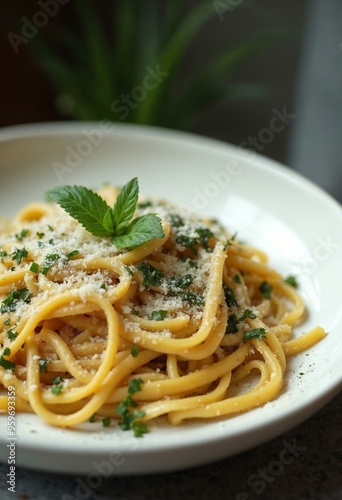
1 0 341 202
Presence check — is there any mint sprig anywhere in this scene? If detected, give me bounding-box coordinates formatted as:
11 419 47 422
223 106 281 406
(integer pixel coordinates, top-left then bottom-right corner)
47 178 164 250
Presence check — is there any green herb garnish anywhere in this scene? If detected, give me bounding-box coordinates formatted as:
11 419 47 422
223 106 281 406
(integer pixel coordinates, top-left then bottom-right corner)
30 262 39 274
137 262 164 288
102 417 111 427
40 253 60 276
240 309 257 320
51 375 63 395
10 247 28 265
151 310 167 321
115 378 148 437
168 290 204 307
130 344 140 357
243 328 267 342
6 329 17 341
0 347 16 371
223 283 238 307
1 288 31 314
259 281 272 299
169 274 193 290
66 250 80 260
226 313 239 334
284 275 298 288
15 229 29 241
39 358 51 373
47 178 164 250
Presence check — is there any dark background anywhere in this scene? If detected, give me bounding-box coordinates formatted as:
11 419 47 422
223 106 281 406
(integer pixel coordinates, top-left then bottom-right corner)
0 0 305 163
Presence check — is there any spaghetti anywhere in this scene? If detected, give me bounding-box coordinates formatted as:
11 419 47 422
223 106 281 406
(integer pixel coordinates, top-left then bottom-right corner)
0 184 326 432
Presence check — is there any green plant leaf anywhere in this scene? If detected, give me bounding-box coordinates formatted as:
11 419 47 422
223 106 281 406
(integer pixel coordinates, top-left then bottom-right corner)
47 186 113 237
134 1 217 124
73 0 115 103
113 214 164 249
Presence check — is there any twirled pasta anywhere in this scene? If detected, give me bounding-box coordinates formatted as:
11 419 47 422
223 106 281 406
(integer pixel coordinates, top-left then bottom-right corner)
0 186 326 431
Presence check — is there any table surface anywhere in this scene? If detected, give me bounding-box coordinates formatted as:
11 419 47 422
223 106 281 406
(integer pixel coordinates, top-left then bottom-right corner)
0 390 341 500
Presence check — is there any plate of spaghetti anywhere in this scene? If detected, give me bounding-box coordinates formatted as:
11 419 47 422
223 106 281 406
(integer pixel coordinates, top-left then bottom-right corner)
0 122 341 475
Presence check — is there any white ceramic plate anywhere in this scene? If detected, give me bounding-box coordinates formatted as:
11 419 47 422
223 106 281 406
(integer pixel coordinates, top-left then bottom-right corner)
0 122 341 476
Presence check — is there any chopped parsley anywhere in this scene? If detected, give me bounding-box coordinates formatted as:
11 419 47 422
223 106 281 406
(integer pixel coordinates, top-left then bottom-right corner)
66 250 80 260
259 281 272 300
169 213 184 227
51 375 63 395
39 358 51 373
102 417 111 427
243 328 267 342
175 227 214 254
6 329 17 341
30 262 39 274
137 200 153 209
240 309 257 320
223 283 238 307
0 250 8 258
115 378 148 437
168 289 205 306
36 232 45 239
226 313 239 334
151 310 167 321
168 274 193 290
284 275 298 288
40 253 60 276
137 262 164 288
233 274 241 284
1 288 31 314
15 229 29 241
0 348 16 371
10 247 28 265
130 344 140 357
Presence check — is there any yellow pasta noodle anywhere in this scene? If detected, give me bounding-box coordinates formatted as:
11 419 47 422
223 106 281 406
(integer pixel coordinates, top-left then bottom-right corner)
0 183 326 434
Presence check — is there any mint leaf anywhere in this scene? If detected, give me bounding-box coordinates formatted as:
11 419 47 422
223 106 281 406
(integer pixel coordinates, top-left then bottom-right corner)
113 214 164 249
112 177 139 234
47 186 113 237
